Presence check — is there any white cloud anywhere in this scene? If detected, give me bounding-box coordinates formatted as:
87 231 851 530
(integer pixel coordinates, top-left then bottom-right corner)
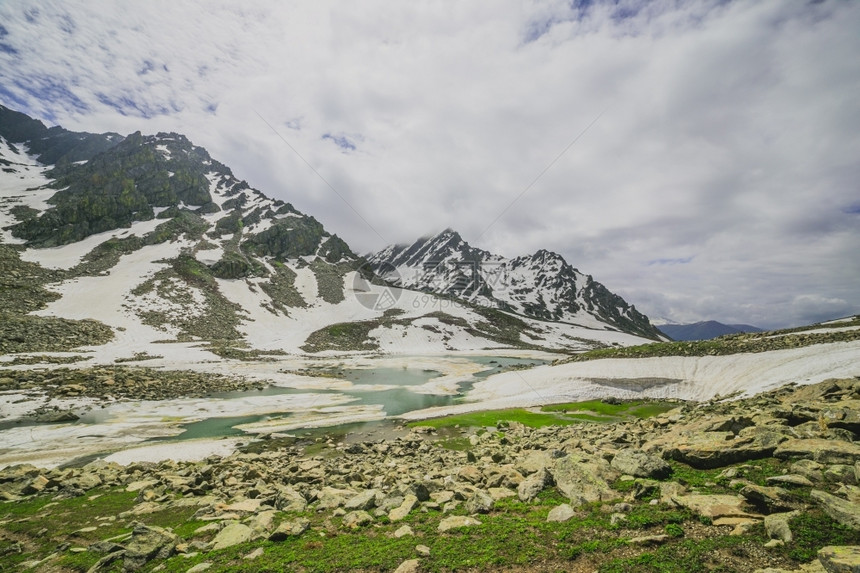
1 0 858 328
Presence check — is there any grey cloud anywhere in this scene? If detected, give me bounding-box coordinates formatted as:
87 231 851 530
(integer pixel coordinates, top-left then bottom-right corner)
1 0 858 328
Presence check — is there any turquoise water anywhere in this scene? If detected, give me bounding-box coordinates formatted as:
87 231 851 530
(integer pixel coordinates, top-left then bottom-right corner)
117 356 548 441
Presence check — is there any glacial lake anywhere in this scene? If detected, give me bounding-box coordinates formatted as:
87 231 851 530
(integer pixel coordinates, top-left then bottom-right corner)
81 355 547 444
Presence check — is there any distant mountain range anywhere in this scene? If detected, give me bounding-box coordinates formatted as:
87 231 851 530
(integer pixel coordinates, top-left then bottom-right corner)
0 105 663 358
657 321 763 341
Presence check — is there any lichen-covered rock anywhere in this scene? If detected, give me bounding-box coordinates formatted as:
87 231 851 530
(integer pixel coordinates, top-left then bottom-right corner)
517 468 550 502
610 448 671 479
547 504 575 523
551 454 618 505
438 516 481 532
269 518 310 541
123 523 178 571
209 523 253 551
464 490 494 514
764 511 800 543
342 510 374 529
775 439 860 465
818 545 860 572
810 490 860 529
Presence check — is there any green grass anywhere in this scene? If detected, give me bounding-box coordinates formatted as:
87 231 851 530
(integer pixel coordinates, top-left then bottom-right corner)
782 511 860 562
666 461 730 493
0 487 138 571
408 408 583 430
411 399 679 431
435 436 473 451
0 468 832 573
628 403 680 418
541 399 638 416
598 535 753 573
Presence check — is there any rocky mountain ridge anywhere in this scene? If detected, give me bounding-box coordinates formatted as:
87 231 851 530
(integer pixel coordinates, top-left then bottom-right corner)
368 229 663 340
0 106 661 357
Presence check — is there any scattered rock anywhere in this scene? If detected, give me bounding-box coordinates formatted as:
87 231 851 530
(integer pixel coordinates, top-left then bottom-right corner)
810 490 860 529
209 523 253 551
389 494 419 522
342 510 374 529
517 468 551 502
547 504 575 523
394 558 421 573
629 534 670 546
438 516 481 532
123 523 177 571
775 439 860 465
464 490 494 514
268 518 310 541
764 511 800 543
394 525 414 538
818 545 860 572
610 449 671 479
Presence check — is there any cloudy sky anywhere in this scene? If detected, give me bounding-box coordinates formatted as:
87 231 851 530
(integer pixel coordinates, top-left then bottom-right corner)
1 0 858 329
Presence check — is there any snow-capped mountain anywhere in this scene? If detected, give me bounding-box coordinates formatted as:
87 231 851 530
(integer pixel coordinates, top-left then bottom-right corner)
1 106 660 360
368 229 663 340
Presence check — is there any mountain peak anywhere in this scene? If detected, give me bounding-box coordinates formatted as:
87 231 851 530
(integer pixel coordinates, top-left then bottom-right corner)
428 227 463 244
368 232 662 339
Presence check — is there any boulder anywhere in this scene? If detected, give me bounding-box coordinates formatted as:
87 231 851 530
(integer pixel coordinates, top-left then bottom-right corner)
610 449 671 479
458 465 483 485
672 494 760 520
775 439 860 465
389 494 419 522
740 484 794 512
654 425 787 469
764 511 800 543
464 491 494 514
344 489 378 511
766 474 815 487
517 468 550 502
792 460 825 482
342 510 374 529
274 485 307 512
22 475 50 495
268 518 310 541
123 523 178 571
824 465 858 485
551 454 618 505
810 490 860 529
818 546 860 573
316 487 355 510
547 504 575 523
246 510 276 537
209 523 253 551
438 516 481 532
